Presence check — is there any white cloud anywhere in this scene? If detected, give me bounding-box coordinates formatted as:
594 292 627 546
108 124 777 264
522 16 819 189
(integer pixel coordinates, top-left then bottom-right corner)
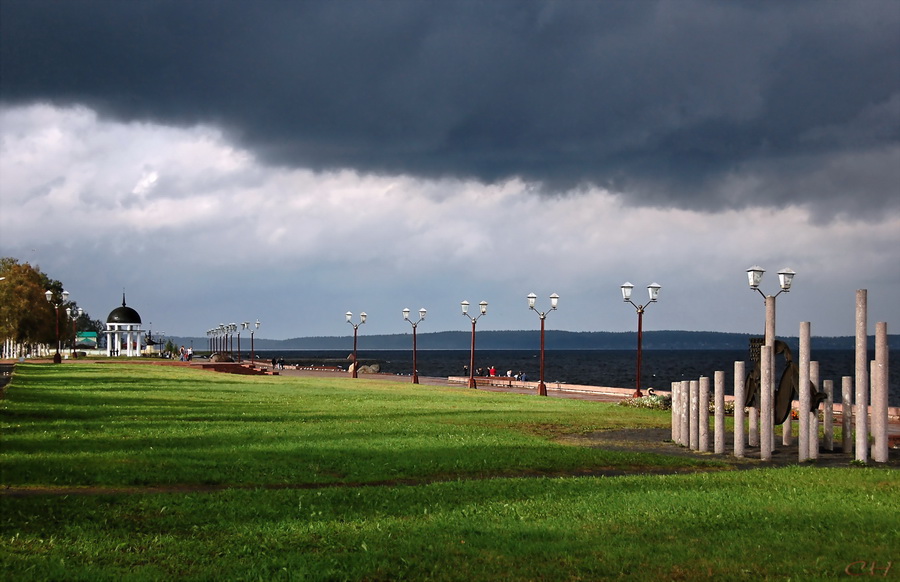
1 103 898 339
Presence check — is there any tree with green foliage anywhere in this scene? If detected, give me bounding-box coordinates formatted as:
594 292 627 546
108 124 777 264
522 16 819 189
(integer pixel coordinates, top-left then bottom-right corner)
0 257 102 356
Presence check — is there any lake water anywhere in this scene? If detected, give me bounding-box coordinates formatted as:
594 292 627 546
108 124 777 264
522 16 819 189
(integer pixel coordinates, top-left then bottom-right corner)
249 349 899 406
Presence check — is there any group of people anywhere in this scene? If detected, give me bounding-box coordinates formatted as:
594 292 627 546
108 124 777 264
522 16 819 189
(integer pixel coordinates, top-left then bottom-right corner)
271 356 285 370
178 345 193 361
463 365 527 381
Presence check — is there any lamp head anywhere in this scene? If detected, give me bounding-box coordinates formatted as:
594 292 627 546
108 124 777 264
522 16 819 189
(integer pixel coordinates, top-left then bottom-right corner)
359 312 367 324
346 311 352 322
747 266 765 290
777 268 795 292
648 283 661 302
419 308 427 320
479 301 488 315
255 319 261 329
527 293 537 310
403 308 411 320
549 293 559 310
620 282 634 302
461 300 469 315
45 289 53 303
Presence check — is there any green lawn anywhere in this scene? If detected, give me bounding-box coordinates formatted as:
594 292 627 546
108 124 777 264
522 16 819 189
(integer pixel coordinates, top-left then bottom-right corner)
2 363 898 581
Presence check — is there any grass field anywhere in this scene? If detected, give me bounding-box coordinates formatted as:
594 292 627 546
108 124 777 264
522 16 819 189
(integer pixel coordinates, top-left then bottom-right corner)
2 362 898 580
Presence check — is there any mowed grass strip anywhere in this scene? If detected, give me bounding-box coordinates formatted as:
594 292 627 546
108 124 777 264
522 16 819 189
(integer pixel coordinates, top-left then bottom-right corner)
3 468 898 580
1 363 713 488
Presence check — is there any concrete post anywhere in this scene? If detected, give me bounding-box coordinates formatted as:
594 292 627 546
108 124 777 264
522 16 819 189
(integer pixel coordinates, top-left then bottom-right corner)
783 411 793 446
842 376 853 454
855 289 868 463
749 406 759 448
823 379 834 451
714 370 725 454
699 376 710 452
760 345 773 461
689 379 699 450
683 379 689 447
798 321 811 462
873 322 889 463
734 361 746 458
809 361 819 460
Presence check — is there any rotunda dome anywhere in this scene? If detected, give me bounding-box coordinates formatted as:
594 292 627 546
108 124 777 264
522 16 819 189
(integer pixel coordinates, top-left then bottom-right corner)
107 294 142 324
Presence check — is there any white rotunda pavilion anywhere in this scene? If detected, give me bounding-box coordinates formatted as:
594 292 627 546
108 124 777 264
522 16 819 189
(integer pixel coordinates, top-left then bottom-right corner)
105 295 144 357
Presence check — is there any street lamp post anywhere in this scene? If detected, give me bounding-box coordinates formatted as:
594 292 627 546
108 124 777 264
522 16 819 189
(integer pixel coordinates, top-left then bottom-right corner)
229 323 237 360
346 312 367 378
747 266 795 455
251 319 260 366
65 306 84 359
527 293 559 396
621 282 662 398
44 289 69 363
402 308 427 384
239 321 249 363
461 300 488 389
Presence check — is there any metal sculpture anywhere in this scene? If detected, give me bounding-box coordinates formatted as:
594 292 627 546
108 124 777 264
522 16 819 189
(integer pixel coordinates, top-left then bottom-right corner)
745 338 826 425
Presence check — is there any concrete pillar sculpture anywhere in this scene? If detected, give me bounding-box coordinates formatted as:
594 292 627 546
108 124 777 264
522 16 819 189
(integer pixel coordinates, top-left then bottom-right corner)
699 376 710 452
682 379 688 448
823 379 834 451
689 379 699 450
809 361 819 460
798 322 811 462
734 361 746 458
760 345 773 461
714 371 725 454
873 322 889 463
671 381 680 444
855 290 868 463
842 376 853 454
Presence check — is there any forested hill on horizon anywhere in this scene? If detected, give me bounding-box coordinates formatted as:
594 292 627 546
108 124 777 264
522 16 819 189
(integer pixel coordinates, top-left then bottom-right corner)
183 330 899 351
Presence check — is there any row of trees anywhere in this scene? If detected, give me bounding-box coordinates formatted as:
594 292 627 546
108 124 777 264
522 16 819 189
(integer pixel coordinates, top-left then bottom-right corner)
0 257 104 358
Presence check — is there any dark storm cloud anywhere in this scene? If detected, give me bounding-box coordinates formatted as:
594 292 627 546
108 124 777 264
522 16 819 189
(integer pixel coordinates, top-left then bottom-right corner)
2 0 898 214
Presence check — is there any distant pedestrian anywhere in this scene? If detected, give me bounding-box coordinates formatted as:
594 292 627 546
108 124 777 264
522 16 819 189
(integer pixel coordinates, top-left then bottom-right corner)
272 357 277 369
278 357 285 370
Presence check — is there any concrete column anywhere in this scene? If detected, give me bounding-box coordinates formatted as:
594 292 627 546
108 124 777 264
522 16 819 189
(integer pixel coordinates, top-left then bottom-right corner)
873 322 889 463
823 379 834 451
855 289 868 463
749 405 759 448
734 361 746 458
689 379 699 450
671 381 680 444
842 376 853 454
809 361 819 460
798 321 811 462
782 412 793 446
760 345 773 461
699 376 710 452
683 380 690 447
714 371 725 454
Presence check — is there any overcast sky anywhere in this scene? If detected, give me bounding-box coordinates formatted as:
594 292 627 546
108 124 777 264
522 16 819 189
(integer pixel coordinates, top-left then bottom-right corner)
1 0 898 341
